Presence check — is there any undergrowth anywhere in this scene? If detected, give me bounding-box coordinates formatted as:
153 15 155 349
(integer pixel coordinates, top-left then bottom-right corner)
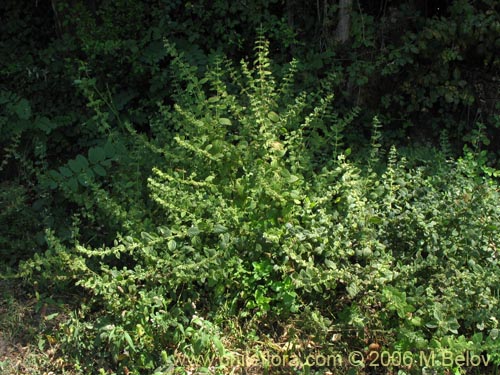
16 38 500 375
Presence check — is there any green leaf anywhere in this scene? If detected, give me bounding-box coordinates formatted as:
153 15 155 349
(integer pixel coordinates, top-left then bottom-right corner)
168 240 177 251
324 259 336 269
157 226 171 236
347 283 359 297
59 166 73 177
489 328 499 340
35 116 56 134
76 154 89 169
213 224 228 233
68 159 82 173
123 331 135 351
44 313 59 321
212 337 225 357
14 99 31 120
77 174 90 187
103 142 115 158
219 118 232 126
141 232 157 242
67 177 78 192
447 319 460 334
188 226 200 237
86 168 95 180
268 111 279 122
411 317 423 327
88 147 106 164
48 170 60 180
93 164 107 177
368 216 383 224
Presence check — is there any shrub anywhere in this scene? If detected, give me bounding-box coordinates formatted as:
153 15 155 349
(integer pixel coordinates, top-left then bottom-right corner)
19 38 500 374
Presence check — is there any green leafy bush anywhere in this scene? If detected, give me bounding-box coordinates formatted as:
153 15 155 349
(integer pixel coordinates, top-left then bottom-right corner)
19 38 500 375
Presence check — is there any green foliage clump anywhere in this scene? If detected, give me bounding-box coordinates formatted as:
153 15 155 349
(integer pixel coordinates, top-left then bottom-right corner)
0 183 40 268
18 39 500 375
19 37 347 371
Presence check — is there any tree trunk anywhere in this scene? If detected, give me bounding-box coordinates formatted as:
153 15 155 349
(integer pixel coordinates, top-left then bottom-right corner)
335 0 352 43
286 0 295 30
